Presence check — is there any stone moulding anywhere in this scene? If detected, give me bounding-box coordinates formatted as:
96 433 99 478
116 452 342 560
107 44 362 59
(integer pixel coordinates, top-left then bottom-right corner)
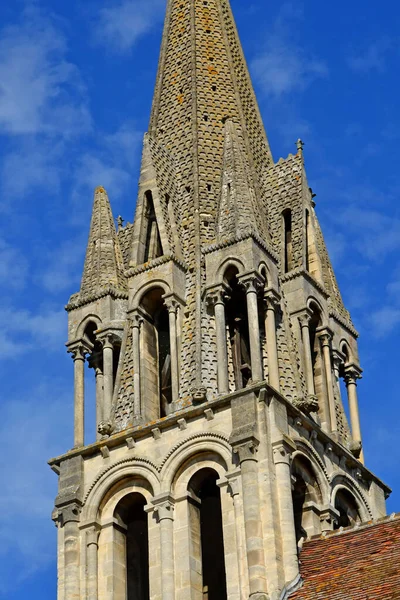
65 286 129 312
125 254 188 278
202 229 279 263
280 267 329 299
329 308 358 338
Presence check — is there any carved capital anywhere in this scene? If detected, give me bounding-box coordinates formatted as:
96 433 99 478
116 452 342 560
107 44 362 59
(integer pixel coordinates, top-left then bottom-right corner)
86 524 101 547
349 439 363 458
152 494 175 522
97 330 120 350
130 311 144 329
263 288 281 311
272 435 297 466
58 502 82 525
231 437 260 464
293 395 319 414
67 341 90 362
238 271 264 295
163 293 179 314
297 309 313 329
205 283 231 307
319 505 340 532
344 364 362 386
317 327 333 348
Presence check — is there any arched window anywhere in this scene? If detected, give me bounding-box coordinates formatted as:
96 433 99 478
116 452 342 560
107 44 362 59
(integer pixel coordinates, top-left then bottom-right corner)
333 489 361 529
140 287 172 420
84 321 103 441
224 266 251 389
291 455 323 543
188 468 227 599
113 493 150 600
143 190 163 263
283 209 293 273
308 303 327 418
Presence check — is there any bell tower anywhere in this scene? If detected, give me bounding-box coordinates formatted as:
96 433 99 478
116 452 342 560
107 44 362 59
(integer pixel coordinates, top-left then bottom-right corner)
50 1 390 599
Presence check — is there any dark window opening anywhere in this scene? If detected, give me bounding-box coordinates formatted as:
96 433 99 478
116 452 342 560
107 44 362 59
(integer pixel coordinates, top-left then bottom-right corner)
144 190 163 263
115 493 149 600
189 469 227 600
283 209 293 273
334 489 361 530
224 266 251 389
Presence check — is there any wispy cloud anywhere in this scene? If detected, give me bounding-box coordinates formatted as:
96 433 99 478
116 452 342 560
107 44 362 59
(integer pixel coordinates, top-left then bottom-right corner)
0 7 91 137
0 306 65 358
348 38 392 73
94 0 165 53
0 238 28 289
251 3 328 97
0 382 71 593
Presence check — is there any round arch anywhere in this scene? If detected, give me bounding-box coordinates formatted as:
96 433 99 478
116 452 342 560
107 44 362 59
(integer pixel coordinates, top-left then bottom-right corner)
306 296 327 326
76 314 102 340
81 459 160 524
160 433 232 493
130 279 171 311
216 257 246 282
292 440 330 503
330 473 372 521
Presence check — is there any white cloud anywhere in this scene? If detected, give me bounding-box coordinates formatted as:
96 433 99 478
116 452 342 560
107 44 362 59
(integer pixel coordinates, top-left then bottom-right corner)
0 382 71 592
370 307 400 338
0 238 28 289
94 0 165 53
0 7 91 137
0 305 65 358
39 236 86 294
251 3 328 97
348 39 392 73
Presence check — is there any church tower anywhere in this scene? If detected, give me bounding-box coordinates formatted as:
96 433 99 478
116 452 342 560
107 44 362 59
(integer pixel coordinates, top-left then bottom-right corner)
50 1 390 599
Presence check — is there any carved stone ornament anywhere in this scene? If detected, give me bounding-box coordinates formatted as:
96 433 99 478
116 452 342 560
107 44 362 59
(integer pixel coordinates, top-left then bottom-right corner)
191 386 207 404
98 420 113 438
293 395 319 414
349 439 363 459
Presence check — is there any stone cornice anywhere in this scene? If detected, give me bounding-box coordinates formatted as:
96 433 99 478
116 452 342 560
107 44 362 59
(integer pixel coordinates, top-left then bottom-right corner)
125 255 188 278
65 286 129 312
280 267 329 299
329 308 358 338
202 230 279 263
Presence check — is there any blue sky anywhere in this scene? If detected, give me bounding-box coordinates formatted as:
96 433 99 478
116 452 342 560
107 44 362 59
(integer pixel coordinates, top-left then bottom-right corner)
0 0 399 597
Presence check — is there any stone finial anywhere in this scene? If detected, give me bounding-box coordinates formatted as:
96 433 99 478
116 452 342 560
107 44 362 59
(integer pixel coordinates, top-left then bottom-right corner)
296 138 304 153
117 215 124 230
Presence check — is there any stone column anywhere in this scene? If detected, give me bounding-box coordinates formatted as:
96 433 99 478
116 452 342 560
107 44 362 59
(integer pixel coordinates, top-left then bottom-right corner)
233 439 268 599
86 525 100 600
298 312 315 396
153 495 175 600
345 365 364 463
62 504 82 600
318 329 337 433
272 437 299 585
132 313 142 418
101 335 114 423
239 273 264 383
207 285 230 394
264 291 280 391
226 475 247 599
68 344 87 448
164 296 180 402
95 366 104 440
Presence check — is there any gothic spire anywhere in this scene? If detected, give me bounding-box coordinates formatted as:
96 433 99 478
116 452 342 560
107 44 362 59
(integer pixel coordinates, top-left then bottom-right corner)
80 186 127 297
148 0 272 246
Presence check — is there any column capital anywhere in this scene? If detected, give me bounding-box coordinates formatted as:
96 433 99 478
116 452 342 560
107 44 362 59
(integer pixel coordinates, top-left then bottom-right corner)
332 348 346 370
297 308 313 328
317 326 334 347
238 270 264 294
230 431 260 463
272 435 297 466
163 292 180 313
58 502 82 525
344 363 363 386
85 523 101 547
67 340 91 361
152 493 175 521
97 330 120 349
263 288 281 310
128 309 144 328
205 282 231 307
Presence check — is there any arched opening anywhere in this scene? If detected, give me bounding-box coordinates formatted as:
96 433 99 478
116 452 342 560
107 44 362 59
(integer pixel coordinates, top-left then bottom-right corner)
283 209 293 273
308 303 326 416
188 468 227 599
291 455 323 543
143 190 163 263
84 321 102 442
114 493 150 600
224 266 251 389
333 488 361 529
140 287 172 420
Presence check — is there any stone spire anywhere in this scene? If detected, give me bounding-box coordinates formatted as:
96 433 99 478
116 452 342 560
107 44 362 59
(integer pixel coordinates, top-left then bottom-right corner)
148 0 272 248
80 186 127 297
